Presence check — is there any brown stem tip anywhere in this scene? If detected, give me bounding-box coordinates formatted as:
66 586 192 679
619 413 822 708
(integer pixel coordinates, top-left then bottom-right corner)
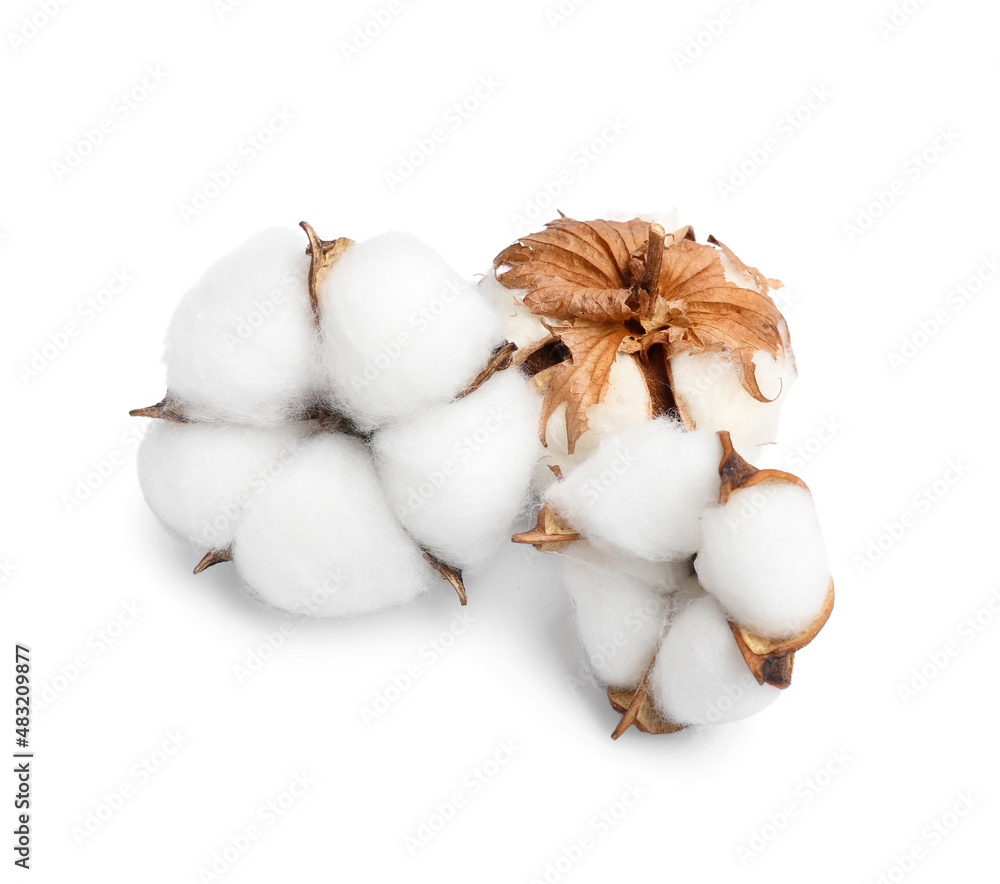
193 548 232 574
129 398 187 423
300 221 355 326
423 552 467 606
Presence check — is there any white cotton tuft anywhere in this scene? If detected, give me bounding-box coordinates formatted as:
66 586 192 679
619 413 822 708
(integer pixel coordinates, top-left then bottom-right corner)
545 420 723 561
695 483 830 640
650 591 781 727
319 233 505 430
136 420 315 550
371 371 543 571
558 544 689 688
232 433 437 617
164 228 320 424
669 348 796 461
538 354 652 482
477 271 549 351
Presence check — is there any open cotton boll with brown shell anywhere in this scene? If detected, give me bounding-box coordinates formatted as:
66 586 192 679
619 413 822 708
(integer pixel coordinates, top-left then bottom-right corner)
648 589 782 727
371 371 543 571
490 216 795 463
136 420 317 551
162 228 322 424
319 232 505 431
695 481 831 641
232 433 438 618
544 420 723 562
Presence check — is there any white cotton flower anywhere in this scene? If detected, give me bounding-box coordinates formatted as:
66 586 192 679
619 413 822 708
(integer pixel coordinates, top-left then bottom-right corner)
232 433 438 618
136 420 316 550
371 370 543 571
545 420 723 561
695 482 831 640
164 228 320 424
557 543 689 688
649 589 781 727
669 348 796 463
319 232 505 430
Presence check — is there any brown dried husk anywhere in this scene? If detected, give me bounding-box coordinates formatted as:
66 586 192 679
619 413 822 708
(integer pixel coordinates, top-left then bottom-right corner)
494 217 788 452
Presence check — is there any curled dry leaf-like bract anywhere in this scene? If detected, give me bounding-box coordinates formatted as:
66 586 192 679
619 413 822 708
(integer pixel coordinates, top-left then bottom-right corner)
715 430 834 688
493 216 789 452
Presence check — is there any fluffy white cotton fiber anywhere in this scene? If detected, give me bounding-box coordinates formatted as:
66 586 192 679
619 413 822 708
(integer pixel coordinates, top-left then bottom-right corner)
319 233 505 430
371 371 542 571
477 271 549 352
545 420 723 561
650 589 781 726
233 433 437 617
558 544 689 688
540 355 653 478
164 228 320 424
669 349 796 461
695 483 830 639
137 420 316 550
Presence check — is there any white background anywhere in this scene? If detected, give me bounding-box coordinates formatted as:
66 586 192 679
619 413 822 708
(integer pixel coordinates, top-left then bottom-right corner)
2 0 998 881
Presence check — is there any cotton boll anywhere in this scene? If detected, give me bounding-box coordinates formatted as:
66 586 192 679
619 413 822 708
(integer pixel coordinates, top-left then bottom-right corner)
137 420 316 551
559 554 671 689
539 354 653 481
319 233 505 430
233 434 437 617
545 420 723 561
164 228 320 424
477 271 549 351
669 348 796 462
695 483 830 640
372 371 543 571
650 593 781 727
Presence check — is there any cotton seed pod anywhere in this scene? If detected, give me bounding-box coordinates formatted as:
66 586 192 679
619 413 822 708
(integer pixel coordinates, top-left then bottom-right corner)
136 420 316 551
489 216 796 468
371 370 543 571
647 589 782 728
696 431 834 686
528 429 833 737
161 227 325 425
319 232 505 431
232 433 439 618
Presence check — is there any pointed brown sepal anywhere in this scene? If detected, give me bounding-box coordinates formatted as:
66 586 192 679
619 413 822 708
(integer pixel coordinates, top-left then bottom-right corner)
717 430 808 504
129 398 187 423
457 341 518 399
300 221 355 325
193 548 232 574
511 505 580 552
729 577 835 688
608 655 685 739
423 552 467 606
